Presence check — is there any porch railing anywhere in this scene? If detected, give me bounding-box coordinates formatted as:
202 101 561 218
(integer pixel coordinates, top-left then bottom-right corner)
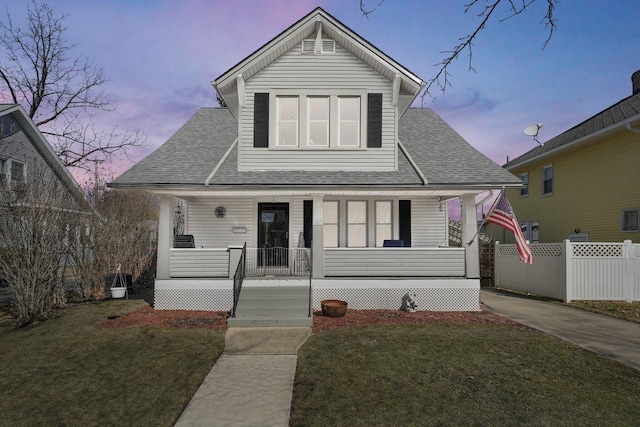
245 247 311 277
231 243 246 317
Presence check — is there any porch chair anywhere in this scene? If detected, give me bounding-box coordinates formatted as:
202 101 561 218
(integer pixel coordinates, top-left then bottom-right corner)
174 234 195 248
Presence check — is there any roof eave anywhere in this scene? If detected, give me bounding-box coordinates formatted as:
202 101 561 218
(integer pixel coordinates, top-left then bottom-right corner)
506 114 640 171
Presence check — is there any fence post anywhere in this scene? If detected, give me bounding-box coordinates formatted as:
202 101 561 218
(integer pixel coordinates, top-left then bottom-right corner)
624 240 633 303
494 241 500 287
563 239 572 303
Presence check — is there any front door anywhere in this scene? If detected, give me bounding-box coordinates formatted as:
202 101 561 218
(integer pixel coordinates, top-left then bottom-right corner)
258 203 289 268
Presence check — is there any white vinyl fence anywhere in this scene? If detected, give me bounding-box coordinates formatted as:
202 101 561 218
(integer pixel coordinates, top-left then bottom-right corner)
495 240 640 302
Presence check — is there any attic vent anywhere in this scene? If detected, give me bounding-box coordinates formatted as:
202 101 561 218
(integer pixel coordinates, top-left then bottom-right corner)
301 40 315 53
301 39 335 54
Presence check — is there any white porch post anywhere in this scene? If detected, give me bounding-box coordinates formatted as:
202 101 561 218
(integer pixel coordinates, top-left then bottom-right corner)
157 195 174 280
461 194 480 279
312 194 325 278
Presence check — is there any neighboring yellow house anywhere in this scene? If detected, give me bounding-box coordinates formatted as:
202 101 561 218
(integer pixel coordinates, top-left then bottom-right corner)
489 70 640 244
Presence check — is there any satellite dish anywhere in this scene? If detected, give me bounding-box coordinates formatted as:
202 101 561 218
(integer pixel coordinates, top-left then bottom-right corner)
523 123 544 145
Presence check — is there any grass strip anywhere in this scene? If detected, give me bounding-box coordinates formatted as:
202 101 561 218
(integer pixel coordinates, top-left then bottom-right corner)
292 324 640 426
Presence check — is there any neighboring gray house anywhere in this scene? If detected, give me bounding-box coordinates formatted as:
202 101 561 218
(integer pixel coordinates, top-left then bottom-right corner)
110 8 520 323
0 103 90 213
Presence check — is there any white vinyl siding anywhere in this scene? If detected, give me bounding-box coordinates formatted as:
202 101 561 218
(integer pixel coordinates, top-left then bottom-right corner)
239 40 395 171
185 198 255 248
411 198 448 247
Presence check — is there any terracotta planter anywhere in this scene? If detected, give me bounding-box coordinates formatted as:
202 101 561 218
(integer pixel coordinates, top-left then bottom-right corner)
321 299 348 317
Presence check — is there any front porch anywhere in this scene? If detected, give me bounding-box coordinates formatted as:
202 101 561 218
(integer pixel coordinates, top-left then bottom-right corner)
152 190 484 314
155 246 479 313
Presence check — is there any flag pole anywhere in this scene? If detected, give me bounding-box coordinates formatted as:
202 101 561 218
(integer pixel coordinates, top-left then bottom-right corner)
466 190 504 247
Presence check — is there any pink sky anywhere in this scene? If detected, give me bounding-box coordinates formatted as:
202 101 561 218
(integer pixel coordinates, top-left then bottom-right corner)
1 0 639 215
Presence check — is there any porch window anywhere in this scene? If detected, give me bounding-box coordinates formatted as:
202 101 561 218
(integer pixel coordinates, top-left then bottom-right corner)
520 172 528 197
542 165 553 195
323 201 339 247
276 96 299 147
375 201 392 247
347 201 367 247
622 208 639 232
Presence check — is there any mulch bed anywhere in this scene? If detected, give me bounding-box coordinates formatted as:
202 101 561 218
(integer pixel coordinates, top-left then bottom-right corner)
98 305 529 333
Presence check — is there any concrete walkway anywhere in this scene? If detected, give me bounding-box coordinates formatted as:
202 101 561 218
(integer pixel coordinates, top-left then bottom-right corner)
174 327 311 427
481 288 640 371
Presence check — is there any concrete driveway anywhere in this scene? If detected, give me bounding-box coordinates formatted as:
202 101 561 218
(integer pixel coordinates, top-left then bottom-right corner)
481 288 640 371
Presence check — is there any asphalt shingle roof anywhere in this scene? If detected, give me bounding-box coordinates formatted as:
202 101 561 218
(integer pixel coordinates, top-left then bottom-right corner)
110 107 520 189
505 92 640 168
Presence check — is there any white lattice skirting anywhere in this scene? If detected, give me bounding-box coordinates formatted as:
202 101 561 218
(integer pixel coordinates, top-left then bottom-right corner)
313 279 480 312
154 279 233 311
154 278 480 312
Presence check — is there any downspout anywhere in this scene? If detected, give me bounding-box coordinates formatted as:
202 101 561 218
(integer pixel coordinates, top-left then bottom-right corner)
398 139 428 185
205 138 238 185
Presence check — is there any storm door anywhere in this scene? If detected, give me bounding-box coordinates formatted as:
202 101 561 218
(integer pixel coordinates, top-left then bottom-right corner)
258 203 289 269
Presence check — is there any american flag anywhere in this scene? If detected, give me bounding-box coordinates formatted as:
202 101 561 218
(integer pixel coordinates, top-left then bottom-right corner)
485 192 533 264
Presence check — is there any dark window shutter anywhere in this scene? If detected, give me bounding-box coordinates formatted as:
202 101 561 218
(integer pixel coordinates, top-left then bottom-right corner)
367 93 382 148
254 93 269 147
399 200 411 247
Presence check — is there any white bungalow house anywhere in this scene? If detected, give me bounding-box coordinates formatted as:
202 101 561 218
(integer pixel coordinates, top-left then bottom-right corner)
109 8 521 326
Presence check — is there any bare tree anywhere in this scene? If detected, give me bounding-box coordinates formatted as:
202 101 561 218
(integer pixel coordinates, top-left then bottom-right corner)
0 1 145 172
0 167 78 326
67 187 158 300
359 0 558 102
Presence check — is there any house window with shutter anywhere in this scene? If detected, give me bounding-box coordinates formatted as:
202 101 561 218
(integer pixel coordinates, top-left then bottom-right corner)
542 165 553 195
262 91 382 150
276 96 299 147
622 208 639 232
338 96 360 147
520 172 528 197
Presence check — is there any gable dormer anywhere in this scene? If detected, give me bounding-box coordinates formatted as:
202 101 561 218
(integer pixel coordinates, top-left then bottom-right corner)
212 8 424 172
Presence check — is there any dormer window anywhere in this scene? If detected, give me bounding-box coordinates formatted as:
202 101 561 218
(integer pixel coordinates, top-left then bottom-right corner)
256 91 381 149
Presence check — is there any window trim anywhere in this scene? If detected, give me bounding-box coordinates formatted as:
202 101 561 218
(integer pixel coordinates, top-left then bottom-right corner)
622 208 639 232
268 89 368 150
542 164 553 196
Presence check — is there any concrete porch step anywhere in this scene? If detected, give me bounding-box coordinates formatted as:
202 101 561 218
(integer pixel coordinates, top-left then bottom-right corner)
229 285 312 328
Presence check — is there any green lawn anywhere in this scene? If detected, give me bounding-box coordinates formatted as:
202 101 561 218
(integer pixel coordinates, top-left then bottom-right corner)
3 297 640 426
0 299 225 427
291 324 640 426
